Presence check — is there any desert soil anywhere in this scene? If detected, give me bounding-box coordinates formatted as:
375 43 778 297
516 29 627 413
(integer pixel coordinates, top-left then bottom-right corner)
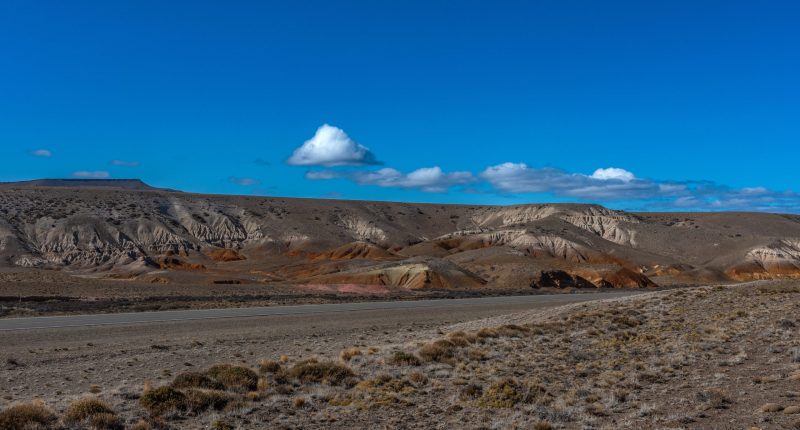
2 282 799 429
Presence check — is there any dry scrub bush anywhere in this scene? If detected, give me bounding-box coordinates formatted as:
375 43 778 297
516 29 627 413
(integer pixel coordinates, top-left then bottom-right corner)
339 347 362 362
0 401 57 430
171 372 224 390
184 389 232 413
207 364 258 392
697 388 731 410
286 359 356 386
459 383 483 401
419 339 456 362
139 386 188 416
258 359 281 374
357 374 416 396
407 371 428 386
447 331 477 346
479 378 525 408
89 412 123 430
64 397 116 425
389 351 421 366
130 419 152 430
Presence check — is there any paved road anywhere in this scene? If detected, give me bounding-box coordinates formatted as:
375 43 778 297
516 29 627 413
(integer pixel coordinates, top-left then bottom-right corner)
0 291 641 331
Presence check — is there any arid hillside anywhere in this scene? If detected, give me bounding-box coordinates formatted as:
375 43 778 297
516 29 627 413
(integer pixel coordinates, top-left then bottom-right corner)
2 181 800 292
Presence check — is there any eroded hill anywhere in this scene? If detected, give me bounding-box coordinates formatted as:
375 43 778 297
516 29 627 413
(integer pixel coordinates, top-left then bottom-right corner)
2 182 800 291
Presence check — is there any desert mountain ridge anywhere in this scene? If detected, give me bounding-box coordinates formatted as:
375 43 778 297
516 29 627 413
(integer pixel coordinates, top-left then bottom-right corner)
2 180 800 290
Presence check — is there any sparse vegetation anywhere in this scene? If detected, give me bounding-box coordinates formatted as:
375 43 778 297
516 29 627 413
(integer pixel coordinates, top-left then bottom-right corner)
418 339 456 362
64 397 116 425
6 282 800 428
258 359 281 373
139 386 188 416
339 347 362 362
285 359 356 386
171 371 224 390
0 401 57 430
389 351 421 366
207 364 258 392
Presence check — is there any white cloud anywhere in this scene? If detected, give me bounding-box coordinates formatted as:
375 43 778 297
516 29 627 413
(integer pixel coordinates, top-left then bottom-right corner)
478 161 800 212
591 167 635 182
229 177 261 186
31 149 52 157
306 166 474 192
111 160 140 167
72 170 110 179
287 124 379 166
480 163 667 200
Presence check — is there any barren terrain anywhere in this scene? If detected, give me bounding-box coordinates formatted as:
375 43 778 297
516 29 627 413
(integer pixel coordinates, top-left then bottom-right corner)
2 282 798 429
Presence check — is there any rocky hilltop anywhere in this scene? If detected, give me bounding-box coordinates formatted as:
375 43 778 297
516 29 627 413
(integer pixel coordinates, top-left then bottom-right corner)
2 180 800 290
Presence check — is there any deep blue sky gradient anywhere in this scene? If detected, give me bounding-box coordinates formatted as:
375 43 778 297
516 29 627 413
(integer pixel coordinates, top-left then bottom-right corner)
1 1 798 209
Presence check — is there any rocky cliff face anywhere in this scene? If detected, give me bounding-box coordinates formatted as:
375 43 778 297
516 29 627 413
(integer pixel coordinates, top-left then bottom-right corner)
2 184 800 289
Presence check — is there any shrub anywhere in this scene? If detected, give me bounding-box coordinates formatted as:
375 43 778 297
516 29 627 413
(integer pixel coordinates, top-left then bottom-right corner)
459 383 483 400
339 347 362 362
184 389 231 413
207 364 258 392
171 372 224 390
447 331 476 346
697 388 731 409
407 371 428 386
480 378 524 408
89 412 123 430
286 359 356 386
258 359 282 374
0 401 57 430
495 324 529 337
419 340 456 362
389 351 421 366
64 397 115 424
139 386 188 416
130 419 152 430
476 328 499 339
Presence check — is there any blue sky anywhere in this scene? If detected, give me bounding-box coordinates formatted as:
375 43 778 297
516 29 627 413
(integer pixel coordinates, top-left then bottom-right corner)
1 1 798 211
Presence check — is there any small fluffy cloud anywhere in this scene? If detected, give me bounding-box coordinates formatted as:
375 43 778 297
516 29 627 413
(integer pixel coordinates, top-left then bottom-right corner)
306 166 474 192
229 177 261 186
31 149 52 157
110 160 140 167
287 124 379 166
72 170 110 179
591 167 635 182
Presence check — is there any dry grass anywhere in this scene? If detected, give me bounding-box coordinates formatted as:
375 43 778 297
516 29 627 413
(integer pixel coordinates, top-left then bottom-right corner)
418 339 456 362
171 371 224 390
388 351 421 366
64 397 115 424
139 386 188 416
0 401 57 430
697 388 732 410
206 364 258 392
478 378 526 408
284 359 357 386
258 359 282 373
339 347 362 362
